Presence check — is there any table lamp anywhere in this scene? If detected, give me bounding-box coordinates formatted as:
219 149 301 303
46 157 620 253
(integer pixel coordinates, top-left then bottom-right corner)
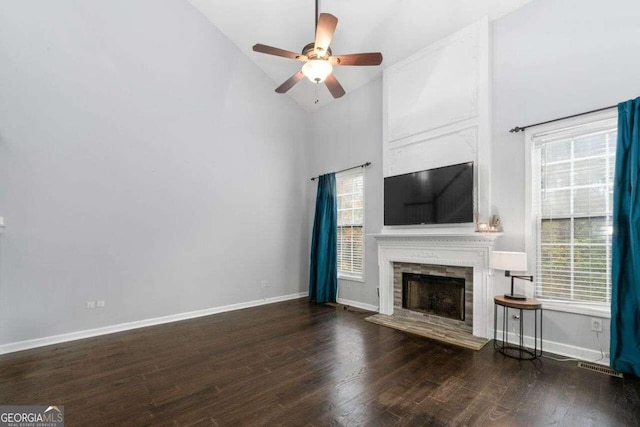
490 251 533 300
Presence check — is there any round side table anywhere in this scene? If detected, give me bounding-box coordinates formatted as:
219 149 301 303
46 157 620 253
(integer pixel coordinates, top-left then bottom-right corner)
493 295 542 360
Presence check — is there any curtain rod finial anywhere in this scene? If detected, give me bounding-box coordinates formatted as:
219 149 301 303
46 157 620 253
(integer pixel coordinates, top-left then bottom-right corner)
510 127 524 133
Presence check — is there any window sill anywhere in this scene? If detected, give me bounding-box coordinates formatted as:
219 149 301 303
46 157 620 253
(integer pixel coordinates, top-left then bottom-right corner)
539 300 611 318
338 274 365 283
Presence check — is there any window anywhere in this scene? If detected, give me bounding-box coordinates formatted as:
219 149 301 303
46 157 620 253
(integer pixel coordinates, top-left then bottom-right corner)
529 112 616 307
336 170 365 280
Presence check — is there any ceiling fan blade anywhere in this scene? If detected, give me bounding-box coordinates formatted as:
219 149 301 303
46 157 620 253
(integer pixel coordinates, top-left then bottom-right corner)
330 52 383 66
314 13 338 56
324 74 345 99
253 44 307 61
275 71 304 94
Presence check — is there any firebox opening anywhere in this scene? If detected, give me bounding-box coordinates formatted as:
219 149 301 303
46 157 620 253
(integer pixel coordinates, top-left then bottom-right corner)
402 273 465 321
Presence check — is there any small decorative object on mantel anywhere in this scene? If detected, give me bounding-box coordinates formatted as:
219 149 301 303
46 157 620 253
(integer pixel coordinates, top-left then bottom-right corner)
475 212 501 233
475 212 484 232
489 215 501 232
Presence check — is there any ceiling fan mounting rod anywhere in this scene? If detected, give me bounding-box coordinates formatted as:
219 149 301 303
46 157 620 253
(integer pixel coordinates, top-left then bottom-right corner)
315 0 319 33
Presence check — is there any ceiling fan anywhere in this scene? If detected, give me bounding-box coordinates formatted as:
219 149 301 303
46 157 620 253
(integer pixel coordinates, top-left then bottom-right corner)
252 0 383 99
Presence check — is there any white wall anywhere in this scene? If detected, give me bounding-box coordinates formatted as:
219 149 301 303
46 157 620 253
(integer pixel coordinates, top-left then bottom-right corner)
491 0 640 360
308 78 383 309
0 0 309 345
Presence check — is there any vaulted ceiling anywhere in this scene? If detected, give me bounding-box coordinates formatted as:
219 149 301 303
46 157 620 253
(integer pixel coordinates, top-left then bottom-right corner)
189 0 533 112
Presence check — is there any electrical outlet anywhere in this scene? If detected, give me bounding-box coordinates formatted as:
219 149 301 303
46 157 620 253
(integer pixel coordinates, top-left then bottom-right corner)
591 318 603 332
96 300 105 308
265 281 270 287
260 281 267 289
86 301 96 309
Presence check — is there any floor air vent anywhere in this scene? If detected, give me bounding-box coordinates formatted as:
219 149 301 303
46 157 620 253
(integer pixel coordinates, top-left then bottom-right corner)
577 361 623 378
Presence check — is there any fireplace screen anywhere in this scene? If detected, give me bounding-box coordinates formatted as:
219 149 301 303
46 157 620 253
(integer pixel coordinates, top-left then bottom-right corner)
402 273 465 321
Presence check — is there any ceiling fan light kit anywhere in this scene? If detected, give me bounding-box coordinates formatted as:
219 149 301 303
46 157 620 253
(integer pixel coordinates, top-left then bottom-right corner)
252 0 383 99
302 60 333 83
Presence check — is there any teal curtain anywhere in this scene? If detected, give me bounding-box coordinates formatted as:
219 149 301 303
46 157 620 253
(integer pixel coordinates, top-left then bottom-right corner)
611 97 640 376
309 173 338 304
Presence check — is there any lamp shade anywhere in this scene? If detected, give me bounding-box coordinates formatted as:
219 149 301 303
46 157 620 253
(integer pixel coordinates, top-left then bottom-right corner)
490 251 527 272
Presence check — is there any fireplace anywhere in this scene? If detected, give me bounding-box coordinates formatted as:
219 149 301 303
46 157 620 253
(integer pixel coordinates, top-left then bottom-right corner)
373 232 501 338
402 273 465 321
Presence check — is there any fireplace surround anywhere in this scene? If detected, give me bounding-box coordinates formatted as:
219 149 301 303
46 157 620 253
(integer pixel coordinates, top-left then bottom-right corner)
373 232 501 338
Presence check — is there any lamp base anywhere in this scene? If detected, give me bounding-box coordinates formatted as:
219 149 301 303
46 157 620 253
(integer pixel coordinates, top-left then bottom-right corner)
504 293 527 300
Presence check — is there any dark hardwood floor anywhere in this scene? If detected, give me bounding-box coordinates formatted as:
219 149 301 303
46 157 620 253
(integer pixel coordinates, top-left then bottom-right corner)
1 298 638 426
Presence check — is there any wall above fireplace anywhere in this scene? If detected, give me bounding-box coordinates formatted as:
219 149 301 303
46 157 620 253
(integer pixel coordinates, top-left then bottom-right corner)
382 18 492 228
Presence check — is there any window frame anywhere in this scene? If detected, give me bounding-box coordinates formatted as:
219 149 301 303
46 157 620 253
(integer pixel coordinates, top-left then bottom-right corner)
524 108 616 318
336 168 365 283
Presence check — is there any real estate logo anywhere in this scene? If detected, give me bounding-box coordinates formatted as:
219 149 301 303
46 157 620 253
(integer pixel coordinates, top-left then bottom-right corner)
0 405 64 427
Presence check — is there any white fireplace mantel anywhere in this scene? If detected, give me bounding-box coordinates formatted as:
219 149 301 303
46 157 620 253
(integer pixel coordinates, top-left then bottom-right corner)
371 231 502 243
372 232 501 338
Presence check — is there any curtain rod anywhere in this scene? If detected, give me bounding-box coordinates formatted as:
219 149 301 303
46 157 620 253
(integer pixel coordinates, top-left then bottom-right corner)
310 162 371 181
509 105 617 133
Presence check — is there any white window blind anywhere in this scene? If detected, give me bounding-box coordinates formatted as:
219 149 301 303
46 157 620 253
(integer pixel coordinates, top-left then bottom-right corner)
337 170 364 279
531 117 616 304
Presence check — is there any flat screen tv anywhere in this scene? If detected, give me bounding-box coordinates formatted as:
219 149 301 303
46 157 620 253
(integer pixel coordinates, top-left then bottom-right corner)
384 162 474 226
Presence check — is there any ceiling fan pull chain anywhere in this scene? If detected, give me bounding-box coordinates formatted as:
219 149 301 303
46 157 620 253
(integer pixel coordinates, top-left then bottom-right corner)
314 84 319 104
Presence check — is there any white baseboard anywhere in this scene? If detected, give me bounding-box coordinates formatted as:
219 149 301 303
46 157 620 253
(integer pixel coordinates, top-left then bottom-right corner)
0 292 309 355
494 329 610 366
336 298 378 312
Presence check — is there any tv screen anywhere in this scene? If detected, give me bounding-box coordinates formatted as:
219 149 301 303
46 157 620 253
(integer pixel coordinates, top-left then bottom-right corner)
384 162 474 226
